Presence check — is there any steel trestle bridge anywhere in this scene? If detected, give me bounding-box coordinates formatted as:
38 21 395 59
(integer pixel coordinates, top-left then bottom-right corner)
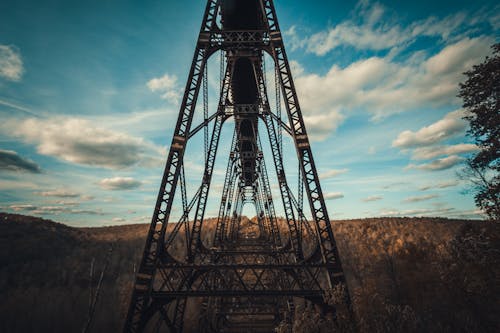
124 1 352 332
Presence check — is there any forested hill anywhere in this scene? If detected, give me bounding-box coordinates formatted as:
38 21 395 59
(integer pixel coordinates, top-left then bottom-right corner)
0 213 498 332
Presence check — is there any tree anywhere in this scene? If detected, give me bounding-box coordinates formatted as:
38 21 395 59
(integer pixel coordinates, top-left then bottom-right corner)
458 43 500 220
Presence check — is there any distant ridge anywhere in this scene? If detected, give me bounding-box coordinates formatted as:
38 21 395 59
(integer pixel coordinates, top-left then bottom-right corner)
0 212 498 332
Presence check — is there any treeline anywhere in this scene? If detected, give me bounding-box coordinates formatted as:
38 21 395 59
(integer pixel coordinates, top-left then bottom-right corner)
0 213 498 332
291 218 499 332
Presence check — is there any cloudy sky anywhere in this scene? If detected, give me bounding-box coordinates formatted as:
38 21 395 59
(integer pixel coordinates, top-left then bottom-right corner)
0 0 498 226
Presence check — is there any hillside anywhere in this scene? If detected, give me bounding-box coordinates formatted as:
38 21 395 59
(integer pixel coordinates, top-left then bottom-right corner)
0 213 498 332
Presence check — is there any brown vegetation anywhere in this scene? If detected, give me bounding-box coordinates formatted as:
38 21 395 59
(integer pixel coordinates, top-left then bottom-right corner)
0 213 498 332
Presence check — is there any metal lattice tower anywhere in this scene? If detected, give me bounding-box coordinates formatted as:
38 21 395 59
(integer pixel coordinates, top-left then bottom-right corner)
124 1 352 332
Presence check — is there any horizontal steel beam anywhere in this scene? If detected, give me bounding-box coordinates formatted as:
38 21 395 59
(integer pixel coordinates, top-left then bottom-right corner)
152 290 324 298
158 263 333 269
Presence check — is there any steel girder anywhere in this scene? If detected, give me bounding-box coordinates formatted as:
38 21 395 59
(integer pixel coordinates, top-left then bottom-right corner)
124 0 352 332
260 0 349 288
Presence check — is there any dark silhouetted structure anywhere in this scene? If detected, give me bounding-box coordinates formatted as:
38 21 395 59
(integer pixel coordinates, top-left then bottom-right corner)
124 1 351 331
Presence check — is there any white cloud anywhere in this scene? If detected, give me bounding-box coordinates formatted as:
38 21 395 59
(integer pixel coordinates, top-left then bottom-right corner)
302 0 494 56
412 144 479 160
306 7 403 55
380 207 455 217
303 110 345 141
0 179 39 191
447 209 486 219
147 73 181 104
289 60 304 77
9 204 103 215
38 189 80 198
362 195 383 202
324 192 344 200
282 0 495 129
296 56 389 112
0 44 23 81
419 180 459 191
379 210 396 216
2 117 163 169
10 204 37 211
54 200 80 206
406 155 464 171
0 149 41 173
133 215 150 223
67 209 104 215
424 37 494 76
35 189 94 204
293 37 493 124
99 177 142 190
32 206 67 214
403 194 439 203
320 168 349 179
284 26 307 51
381 182 409 189
393 110 467 148
393 110 478 173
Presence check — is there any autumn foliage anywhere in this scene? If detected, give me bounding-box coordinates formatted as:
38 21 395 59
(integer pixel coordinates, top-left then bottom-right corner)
0 213 498 332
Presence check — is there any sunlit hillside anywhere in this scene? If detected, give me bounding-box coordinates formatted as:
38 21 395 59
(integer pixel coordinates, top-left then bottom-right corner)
0 213 498 332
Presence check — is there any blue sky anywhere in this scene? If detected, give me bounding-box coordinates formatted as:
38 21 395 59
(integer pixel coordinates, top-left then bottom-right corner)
0 0 498 226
